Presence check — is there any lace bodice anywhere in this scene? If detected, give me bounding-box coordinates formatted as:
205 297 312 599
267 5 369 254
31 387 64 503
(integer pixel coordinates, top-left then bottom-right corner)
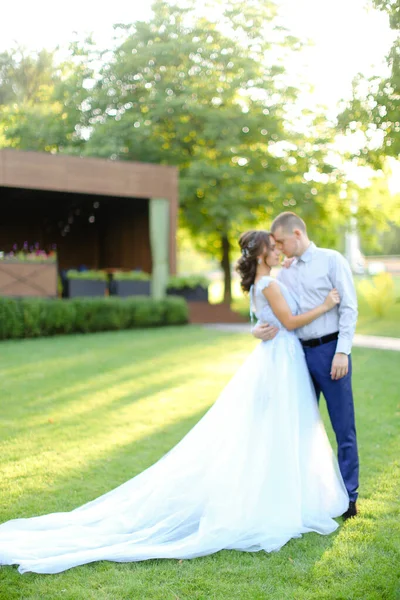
250 276 299 330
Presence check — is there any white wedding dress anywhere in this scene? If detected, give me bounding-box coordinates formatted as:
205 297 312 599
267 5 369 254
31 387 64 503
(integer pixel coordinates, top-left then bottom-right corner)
0 276 348 574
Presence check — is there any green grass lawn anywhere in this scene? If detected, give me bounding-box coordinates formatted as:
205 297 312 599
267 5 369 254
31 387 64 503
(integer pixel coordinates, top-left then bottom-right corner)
0 327 399 600
210 275 400 338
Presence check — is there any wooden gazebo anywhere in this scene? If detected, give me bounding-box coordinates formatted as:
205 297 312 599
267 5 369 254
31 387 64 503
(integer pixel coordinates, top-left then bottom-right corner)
0 150 178 291
0 150 178 299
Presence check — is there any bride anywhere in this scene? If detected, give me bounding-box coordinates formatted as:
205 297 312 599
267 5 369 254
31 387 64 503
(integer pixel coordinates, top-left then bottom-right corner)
0 229 348 575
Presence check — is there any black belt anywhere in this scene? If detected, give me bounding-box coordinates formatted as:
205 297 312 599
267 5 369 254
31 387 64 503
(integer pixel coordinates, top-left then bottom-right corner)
300 332 339 348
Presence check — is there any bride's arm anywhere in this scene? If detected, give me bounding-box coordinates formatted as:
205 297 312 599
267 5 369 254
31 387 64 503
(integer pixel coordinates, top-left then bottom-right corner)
262 282 339 331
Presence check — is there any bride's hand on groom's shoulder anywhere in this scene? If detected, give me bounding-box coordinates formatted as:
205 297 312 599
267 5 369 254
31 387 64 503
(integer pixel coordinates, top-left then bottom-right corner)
252 323 279 341
282 257 295 269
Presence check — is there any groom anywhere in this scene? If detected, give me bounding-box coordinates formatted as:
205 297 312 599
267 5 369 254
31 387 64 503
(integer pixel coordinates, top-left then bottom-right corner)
252 212 359 519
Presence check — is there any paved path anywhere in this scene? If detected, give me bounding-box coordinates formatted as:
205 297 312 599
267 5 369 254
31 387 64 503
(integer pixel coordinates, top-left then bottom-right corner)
203 324 400 352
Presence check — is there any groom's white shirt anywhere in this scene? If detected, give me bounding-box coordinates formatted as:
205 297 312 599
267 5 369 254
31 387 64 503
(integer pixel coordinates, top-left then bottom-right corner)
277 242 358 355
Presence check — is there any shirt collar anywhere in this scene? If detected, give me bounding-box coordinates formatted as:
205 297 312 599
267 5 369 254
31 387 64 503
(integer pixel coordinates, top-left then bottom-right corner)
298 242 316 263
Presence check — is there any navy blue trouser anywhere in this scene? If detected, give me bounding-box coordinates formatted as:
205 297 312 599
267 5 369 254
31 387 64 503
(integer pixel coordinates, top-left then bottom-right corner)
302 339 359 502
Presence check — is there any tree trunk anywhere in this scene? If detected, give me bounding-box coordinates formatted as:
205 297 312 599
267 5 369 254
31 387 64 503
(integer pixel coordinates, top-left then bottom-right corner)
220 234 232 304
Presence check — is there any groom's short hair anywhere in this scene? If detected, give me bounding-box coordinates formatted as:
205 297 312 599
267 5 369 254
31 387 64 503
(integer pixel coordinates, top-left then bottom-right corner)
271 212 306 234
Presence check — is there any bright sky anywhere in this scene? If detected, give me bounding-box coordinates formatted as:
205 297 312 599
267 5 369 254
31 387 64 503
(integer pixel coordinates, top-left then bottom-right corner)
1 0 398 189
1 0 393 110
279 0 393 110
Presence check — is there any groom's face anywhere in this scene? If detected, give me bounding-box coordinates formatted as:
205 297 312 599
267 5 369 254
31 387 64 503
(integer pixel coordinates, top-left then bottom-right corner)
272 227 298 258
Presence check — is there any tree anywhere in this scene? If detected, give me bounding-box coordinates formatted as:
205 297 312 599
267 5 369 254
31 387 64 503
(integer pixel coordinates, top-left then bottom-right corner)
354 175 400 255
337 0 400 166
0 2 346 301
0 45 93 153
82 0 338 301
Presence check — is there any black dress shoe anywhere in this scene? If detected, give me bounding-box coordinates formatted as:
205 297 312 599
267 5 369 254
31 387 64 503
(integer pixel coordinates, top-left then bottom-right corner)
342 501 357 520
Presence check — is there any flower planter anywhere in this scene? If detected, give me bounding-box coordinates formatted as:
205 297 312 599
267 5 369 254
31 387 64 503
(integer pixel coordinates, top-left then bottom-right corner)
110 280 151 297
167 285 208 302
0 260 57 298
66 279 107 298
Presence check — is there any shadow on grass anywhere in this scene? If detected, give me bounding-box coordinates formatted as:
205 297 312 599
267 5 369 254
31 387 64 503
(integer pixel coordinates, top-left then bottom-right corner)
1 405 211 520
0 327 242 443
1 372 192 447
0 326 214 377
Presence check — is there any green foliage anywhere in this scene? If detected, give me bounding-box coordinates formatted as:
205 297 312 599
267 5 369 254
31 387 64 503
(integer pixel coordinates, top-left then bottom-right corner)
161 296 192 324
20 298 46 337
0 3 354 305
177 228 219 274
377 220 400 254
355 274 400 336
358 272 396 318
0 48 55 106
373 0 399 29
0 46 93 153
0 296 188 340
71 298 124 333
39 298 78 335
113 271 151 281
167 274 209 289
337 1 400 165
66 269 108 281
78 0 338 301
129 297 166 327
3 3 387 303
0 298 23 339
349 177 400 255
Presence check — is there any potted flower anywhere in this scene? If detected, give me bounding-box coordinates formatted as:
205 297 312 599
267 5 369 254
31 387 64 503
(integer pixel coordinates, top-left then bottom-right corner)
0 242 58 297
0 242 57 263
110 271 151 297
167 275 209 302
65 269 108 298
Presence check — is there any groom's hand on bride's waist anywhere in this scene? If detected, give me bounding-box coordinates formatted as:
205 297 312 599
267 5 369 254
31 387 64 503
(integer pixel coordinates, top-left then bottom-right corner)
252 323 279 341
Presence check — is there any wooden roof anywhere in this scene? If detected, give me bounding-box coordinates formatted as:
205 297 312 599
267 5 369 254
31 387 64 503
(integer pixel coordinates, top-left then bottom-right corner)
0 149 178 203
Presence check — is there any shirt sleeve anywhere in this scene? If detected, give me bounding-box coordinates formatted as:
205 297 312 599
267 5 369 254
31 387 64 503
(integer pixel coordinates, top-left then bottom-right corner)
329 252 358 355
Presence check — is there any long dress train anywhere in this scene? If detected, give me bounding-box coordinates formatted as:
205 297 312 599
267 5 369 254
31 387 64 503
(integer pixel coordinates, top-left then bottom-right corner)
0 276 348 574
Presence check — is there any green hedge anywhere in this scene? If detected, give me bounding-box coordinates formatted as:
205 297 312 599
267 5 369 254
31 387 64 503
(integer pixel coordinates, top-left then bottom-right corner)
0 296 188 340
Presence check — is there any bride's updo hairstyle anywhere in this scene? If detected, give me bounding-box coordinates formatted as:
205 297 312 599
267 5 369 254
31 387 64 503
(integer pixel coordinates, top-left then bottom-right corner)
236 230 272 293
